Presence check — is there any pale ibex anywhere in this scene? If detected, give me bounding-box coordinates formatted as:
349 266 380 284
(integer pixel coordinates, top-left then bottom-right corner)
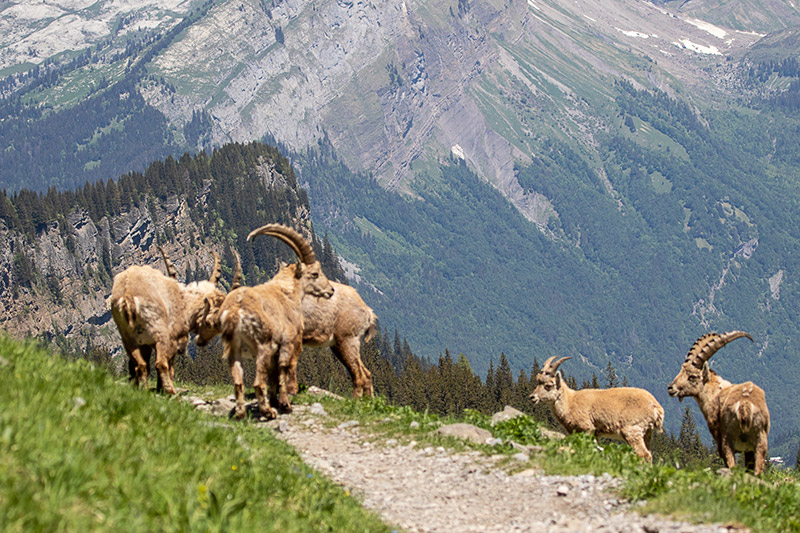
668 331 770 474
110 250 226 394
297 282 376 397
530 356 664 462
215 224 334 419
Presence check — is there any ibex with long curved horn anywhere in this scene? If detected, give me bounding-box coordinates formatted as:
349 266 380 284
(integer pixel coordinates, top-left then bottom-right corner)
110 249 227 394
214 224 334 419
530 356 664 461
668 331 770 474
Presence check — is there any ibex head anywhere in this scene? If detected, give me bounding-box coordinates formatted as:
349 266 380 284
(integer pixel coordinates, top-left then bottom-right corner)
667 331 753 400
529 356 571 404
192 250 229 346
196 248 243 346
247 223 334 300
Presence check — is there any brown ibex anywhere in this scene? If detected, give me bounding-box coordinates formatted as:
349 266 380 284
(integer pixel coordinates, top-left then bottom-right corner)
110 250 226 394
668 331 770 474
215 224 334 419
530 356 664 462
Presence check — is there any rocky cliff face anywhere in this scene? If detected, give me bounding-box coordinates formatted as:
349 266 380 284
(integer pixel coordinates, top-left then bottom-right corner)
0 154 312 356
140 0 796 219
1 196 195 352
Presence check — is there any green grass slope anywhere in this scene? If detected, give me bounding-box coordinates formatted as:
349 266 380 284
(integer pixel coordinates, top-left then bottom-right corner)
0 336 390 532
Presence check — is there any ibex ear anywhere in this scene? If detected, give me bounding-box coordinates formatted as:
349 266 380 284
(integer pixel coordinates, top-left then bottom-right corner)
294 262 304 279
702 362 711 383
555 372 562 389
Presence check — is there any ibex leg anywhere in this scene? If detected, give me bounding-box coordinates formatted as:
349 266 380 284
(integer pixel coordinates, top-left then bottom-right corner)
332 337 373 398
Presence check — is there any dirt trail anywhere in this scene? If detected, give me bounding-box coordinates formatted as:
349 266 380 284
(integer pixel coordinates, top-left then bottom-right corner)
255 402 737 533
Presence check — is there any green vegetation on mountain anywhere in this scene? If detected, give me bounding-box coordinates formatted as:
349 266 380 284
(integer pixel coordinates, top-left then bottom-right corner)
0 0 217 192
296 69 800 458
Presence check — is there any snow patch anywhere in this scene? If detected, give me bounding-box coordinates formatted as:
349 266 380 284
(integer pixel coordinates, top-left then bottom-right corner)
451 144 466 160
735 29 767 38
685 18 727 39
527 0 539 11
673 39 721 55
583 15 596 22
616 28 649 39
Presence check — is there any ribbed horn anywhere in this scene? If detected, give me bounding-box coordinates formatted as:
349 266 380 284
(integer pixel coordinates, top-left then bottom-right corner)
541 356 557 374
230 249 242 291
209 251 222 285
246 223 316 265
686 331 753 367
158 246 178 279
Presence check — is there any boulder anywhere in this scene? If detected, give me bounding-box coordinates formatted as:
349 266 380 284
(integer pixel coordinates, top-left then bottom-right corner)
436 423 493 445
490 405 526 426
539 427 566 441
211 397 236 417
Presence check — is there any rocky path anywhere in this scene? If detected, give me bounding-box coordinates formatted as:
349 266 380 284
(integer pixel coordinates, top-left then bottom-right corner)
261 403 737 533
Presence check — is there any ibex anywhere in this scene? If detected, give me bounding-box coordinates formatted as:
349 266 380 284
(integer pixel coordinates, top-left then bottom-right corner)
215 224 334 419
297 282 376 397
110 250 226 394
668 331 770 474
530 356 664 462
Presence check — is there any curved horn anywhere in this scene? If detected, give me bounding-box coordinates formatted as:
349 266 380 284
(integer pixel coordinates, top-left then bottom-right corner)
541 356 557 374
550 356 572 373
686 331 753 367
158 246 178 279
230 249 242 291
209 251 222 285
246 223 316 265
541 356 571 374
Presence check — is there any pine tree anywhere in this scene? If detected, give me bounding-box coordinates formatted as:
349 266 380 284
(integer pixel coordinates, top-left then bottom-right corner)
496 353 514 408
677 406 705 465
604 361 619 388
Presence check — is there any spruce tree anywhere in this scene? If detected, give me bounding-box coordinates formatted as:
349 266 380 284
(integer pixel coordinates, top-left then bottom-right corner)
496 353 514 408
604 361 619 388
677 406 704 465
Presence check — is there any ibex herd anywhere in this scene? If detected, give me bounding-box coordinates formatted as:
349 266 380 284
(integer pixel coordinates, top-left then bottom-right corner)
110 223 770 474
110 223 376 417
